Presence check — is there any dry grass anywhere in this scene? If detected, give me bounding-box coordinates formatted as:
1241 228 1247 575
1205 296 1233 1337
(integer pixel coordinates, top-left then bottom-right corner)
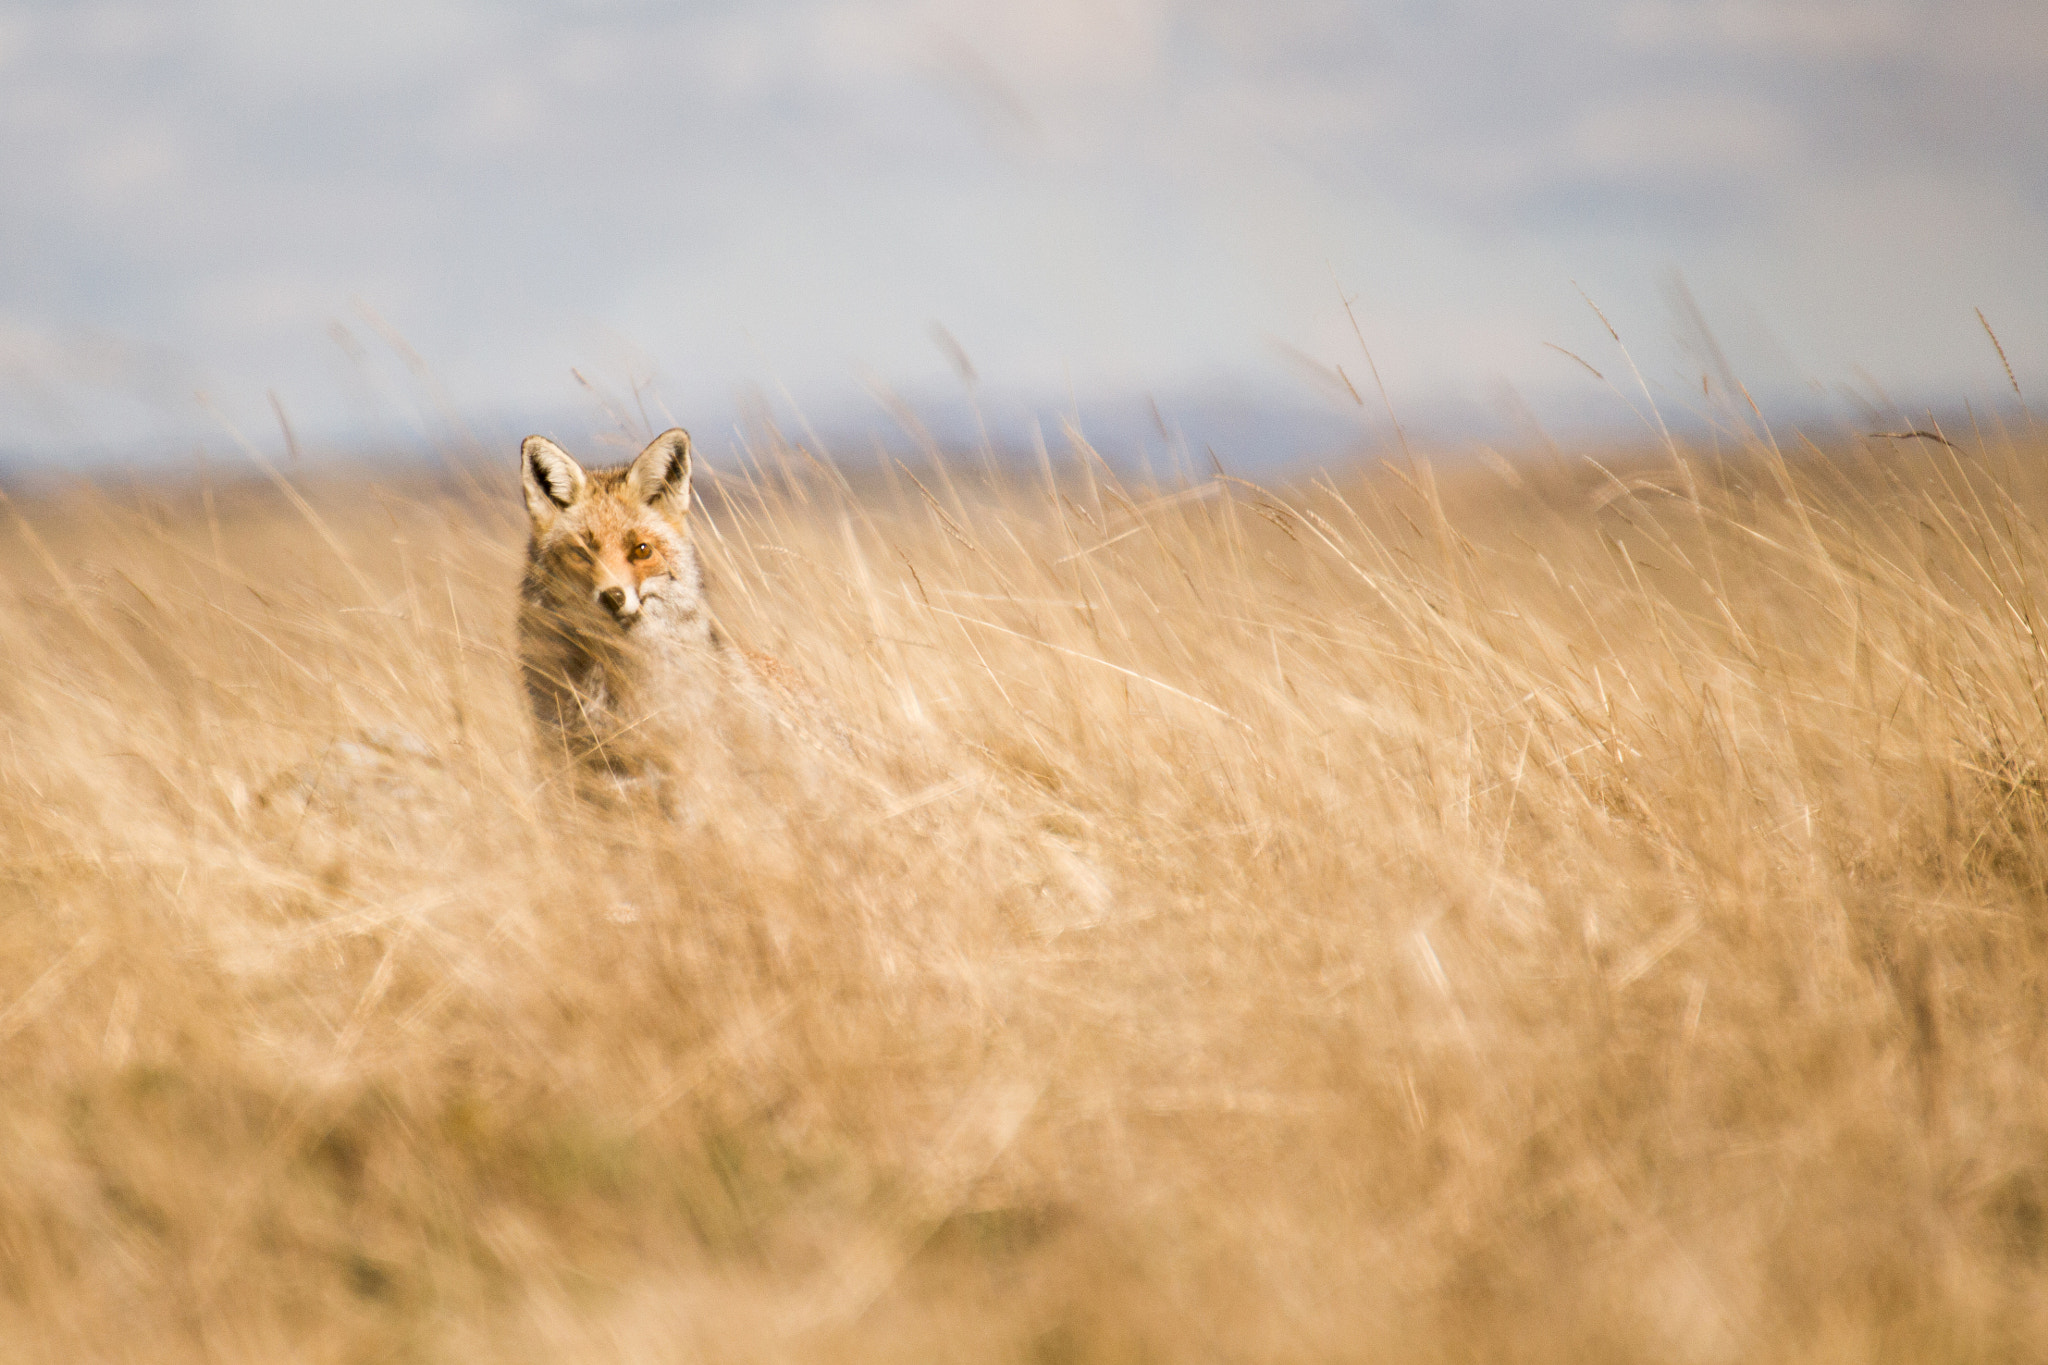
5 413 2048 1362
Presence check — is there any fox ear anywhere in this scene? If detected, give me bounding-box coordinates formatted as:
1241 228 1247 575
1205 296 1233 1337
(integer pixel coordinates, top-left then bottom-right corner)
627 428 692 516
522 436 587 530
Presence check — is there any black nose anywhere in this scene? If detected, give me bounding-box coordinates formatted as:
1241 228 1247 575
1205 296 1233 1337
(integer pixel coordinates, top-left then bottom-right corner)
598 587 629 616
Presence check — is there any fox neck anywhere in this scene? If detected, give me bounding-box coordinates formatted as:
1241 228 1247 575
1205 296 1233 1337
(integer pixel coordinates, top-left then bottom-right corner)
628 598 719 675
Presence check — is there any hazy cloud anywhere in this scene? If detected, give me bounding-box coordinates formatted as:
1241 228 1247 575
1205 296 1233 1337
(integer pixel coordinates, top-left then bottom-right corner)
2 0 2042 457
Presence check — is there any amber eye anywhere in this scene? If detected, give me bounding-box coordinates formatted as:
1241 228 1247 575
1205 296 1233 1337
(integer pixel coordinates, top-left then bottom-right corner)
628 541 653 562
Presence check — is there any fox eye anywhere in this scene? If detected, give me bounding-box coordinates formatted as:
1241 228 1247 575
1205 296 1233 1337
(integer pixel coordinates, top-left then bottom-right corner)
628 541 654 562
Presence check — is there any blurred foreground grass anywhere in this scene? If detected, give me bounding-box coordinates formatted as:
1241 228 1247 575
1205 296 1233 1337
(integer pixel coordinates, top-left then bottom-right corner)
4 418 2048 1362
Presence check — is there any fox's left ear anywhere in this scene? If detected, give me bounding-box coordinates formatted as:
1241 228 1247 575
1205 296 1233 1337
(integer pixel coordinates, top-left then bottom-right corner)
627 428 693 517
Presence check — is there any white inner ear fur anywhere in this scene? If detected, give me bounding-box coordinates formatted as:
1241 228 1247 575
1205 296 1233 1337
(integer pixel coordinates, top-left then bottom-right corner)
627 429 692 514
522 436 587 525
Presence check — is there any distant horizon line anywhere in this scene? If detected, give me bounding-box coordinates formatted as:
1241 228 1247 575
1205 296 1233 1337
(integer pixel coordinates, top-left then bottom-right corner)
2 376 2034 487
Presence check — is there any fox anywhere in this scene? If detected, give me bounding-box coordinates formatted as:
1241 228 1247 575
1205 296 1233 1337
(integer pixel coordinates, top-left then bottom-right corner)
514 427 1107 915
517 427 785 789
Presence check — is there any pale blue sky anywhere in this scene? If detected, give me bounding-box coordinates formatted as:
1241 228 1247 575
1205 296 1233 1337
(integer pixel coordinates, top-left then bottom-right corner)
3 1 2044 462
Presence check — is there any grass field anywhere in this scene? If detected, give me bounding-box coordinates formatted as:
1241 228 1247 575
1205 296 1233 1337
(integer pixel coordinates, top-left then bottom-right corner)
5 408 2048 1361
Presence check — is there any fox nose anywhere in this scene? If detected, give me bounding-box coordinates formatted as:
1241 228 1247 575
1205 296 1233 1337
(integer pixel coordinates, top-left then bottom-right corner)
597 586 637 618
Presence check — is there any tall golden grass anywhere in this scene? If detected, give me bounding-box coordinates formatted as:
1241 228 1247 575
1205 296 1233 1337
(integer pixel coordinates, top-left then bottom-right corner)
4 410 2048 1361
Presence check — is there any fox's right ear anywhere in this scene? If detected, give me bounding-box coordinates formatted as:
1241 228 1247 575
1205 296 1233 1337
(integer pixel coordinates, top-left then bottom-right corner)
521 436 587 531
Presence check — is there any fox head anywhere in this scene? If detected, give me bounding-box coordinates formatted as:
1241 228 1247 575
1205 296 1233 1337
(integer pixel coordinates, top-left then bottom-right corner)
520 428 703 630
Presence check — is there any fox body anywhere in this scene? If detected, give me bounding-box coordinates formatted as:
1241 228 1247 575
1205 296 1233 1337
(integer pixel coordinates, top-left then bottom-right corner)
517 428 756 779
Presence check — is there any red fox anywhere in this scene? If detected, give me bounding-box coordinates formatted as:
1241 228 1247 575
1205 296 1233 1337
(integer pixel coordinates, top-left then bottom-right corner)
515 428 1102 913
516 428 784 787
